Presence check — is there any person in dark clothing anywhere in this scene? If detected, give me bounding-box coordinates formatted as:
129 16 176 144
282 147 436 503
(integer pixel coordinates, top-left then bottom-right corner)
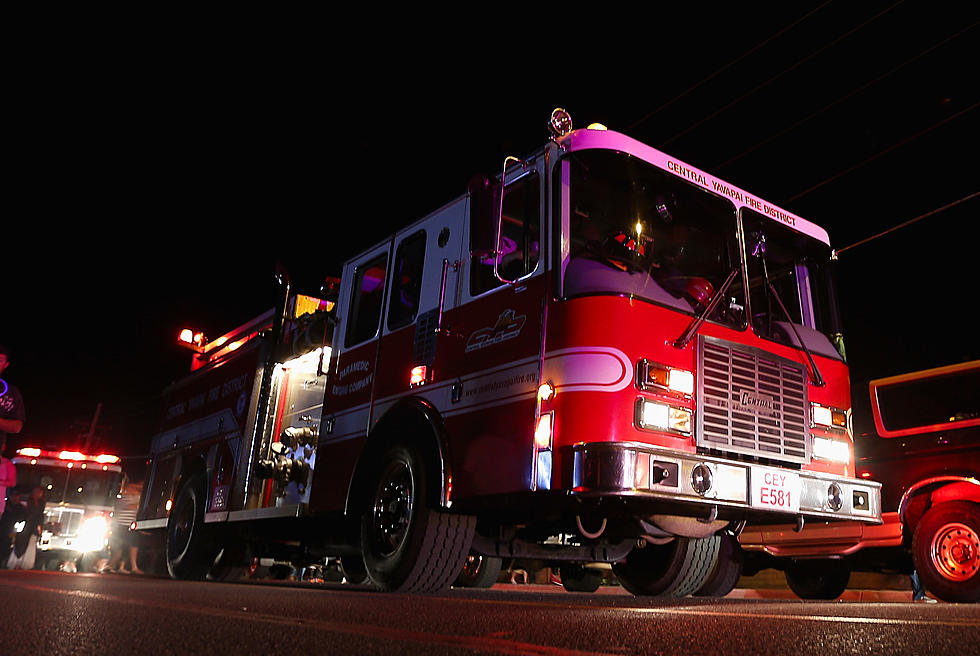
0 345 26 445
1 346 26 522
0 488 25 567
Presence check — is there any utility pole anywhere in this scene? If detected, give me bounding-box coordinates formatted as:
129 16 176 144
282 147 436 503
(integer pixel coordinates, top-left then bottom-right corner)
83 402 102 453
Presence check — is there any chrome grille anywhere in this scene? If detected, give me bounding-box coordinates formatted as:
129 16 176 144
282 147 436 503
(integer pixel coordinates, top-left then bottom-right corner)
697 337 809 464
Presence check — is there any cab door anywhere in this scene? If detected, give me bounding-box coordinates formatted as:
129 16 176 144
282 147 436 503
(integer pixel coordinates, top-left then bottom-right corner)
309 240 391 512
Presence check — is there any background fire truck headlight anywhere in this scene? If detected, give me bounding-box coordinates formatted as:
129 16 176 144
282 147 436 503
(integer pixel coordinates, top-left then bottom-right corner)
637 399 692 434
77 516 109 552
813 436 851 463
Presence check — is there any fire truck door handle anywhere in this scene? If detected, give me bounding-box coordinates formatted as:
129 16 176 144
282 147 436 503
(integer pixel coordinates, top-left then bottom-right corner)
436 259 459 335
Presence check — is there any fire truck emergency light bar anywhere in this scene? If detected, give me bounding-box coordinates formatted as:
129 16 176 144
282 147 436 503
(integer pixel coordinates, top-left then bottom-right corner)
16 447 121 464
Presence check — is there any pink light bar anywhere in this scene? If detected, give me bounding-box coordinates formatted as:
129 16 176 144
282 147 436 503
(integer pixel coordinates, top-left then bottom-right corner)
59 451 85 461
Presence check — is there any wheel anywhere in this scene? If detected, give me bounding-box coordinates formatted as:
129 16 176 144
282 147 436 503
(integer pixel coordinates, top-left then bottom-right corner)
912 501 980 602
208 543 251 582
454 555 503 588
559 564 604 592
360 444 476 592
340 555 371 585
694 533 743 597
784 559 849 599
166 474 219 580
612 536 720 598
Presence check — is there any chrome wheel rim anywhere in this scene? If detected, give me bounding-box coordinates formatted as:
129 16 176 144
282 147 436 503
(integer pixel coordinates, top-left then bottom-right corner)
930 522 980 582
370 459 414 558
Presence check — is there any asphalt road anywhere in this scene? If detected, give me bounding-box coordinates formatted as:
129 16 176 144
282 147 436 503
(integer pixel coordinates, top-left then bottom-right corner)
1 570 977 656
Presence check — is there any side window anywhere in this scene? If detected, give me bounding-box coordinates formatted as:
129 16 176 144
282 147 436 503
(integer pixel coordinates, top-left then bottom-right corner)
876 368 980 433
387 231 426 331
345 255 388 347
471 172 540 296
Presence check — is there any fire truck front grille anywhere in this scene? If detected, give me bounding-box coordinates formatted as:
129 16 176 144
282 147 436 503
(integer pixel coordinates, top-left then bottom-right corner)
697 337 809 465
45 507 83 536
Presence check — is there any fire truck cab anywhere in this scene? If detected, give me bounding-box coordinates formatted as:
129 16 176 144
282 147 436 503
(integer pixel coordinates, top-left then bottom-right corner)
135 110 881 595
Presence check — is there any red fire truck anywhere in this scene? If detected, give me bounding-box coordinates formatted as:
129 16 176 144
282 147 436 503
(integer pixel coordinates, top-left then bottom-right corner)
10 447 124 571
133 109 881 594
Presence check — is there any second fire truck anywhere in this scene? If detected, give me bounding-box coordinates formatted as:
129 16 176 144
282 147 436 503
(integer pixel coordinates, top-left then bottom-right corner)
134 109 882 594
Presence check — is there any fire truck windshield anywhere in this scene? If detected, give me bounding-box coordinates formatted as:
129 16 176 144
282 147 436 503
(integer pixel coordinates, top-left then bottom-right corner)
743 209 845 361
14 464 122 506
561 149 745 329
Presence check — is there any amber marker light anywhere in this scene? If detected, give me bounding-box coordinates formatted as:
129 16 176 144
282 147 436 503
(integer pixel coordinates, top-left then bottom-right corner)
537 382 555 402
410 365 428 387
534 413 554 449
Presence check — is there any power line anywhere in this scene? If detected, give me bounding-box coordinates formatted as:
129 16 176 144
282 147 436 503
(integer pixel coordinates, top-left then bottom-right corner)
836 191 979 255
625 1 835 133
712 22 977 172
659 1 905 148
786 101 978 202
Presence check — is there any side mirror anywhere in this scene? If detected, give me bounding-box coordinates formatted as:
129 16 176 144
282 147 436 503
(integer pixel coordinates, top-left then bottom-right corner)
468 175 497 258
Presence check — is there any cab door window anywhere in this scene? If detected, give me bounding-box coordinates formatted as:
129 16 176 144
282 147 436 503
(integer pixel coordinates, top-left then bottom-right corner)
470 172 540 296
345 255 388 347
387 231 426 331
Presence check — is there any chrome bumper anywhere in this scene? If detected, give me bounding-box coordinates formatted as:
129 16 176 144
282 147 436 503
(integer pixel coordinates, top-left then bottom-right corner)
569 442 882 523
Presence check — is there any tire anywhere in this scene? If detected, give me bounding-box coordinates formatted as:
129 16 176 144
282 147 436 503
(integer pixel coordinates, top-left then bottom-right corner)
559 564 604 593
166 474 219 580
784 559 850 600
208 543 251 582
694 533 743 597
360 444 476 592
613 536 720 598
912 501 980 603
455 555 503 588
340 555 371 585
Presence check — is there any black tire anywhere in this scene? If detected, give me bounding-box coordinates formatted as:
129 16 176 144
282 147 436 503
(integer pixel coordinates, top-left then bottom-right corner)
360 444 476 592
559 564 604 593
784 559 850 600
340 555 371 585
208 542 251 582
166 474 219 580
694 533 743 597
455 555 503 588
613 536 720 598
912 501 980 603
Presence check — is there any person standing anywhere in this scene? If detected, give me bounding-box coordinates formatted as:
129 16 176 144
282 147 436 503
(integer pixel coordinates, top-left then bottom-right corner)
8 486 44 569
0 345 25 517
104 479 143 574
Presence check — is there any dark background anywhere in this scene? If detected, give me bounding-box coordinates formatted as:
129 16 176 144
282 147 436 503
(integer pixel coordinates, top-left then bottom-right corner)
5 3 978 471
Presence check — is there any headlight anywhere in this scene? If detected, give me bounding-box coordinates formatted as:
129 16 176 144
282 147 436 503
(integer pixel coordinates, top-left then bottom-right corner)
813 436 851 463
637 360 694 397
636 398 692 435
811 402 847 430
77 516 109 552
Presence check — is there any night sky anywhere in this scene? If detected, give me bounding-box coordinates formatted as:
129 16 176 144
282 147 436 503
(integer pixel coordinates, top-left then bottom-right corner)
6 3 978 470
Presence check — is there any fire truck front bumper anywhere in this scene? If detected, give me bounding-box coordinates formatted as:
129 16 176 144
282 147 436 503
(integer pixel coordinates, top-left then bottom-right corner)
569 442 882 524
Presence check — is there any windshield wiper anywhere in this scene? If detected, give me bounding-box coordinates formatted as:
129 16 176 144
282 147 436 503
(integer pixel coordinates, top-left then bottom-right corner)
673 268 739 349
753 235 825 387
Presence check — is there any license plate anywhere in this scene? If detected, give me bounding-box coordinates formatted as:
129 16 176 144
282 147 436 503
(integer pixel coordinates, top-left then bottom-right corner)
750 466 801 512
